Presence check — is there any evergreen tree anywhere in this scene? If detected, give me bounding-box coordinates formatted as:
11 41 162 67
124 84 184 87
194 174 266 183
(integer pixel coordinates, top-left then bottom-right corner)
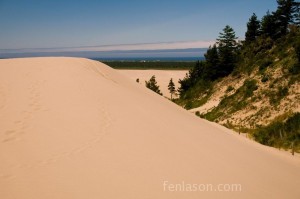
261 11 276 38
178 73 191 97
274 0 295 36
145 75 162 95
217 25 238 77
204 44 220 80
245 13 261 43
168 78 176 99
188 60 205 83
205 44 219 67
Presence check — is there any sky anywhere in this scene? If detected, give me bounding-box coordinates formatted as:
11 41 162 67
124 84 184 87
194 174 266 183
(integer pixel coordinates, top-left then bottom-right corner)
0 0 278 52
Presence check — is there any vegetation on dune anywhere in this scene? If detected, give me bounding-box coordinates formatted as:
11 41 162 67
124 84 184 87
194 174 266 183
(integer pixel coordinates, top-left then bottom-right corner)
175 0 300 153
145 75 163 95
168 78 176 99
253 112 300 153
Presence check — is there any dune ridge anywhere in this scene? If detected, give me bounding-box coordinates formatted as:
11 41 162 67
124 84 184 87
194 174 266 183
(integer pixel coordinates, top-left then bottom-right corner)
0 57 300 199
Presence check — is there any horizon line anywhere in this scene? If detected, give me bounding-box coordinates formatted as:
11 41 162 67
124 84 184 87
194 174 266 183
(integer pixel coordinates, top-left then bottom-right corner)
0 40 215 54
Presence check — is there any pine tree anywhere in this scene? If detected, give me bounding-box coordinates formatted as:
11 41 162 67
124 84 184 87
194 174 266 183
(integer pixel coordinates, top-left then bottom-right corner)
216 25 238 77
188 60 205 84
261 11 276 38
274 0 295 36
145 75 162 95
177 73 191 98
168 78 176 99
245 13 261 43
204 44 220 80
205 44 219 67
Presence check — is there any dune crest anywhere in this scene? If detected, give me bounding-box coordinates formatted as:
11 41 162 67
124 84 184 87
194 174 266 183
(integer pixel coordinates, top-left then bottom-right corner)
0 57 299 199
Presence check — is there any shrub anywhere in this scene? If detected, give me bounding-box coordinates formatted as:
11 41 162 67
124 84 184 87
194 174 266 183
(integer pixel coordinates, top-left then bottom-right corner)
289 63 300 74
259 59 273 72
226 85 234 93
261 75 269 82
269 86 288 105
243 79 258 98
253 113 300 152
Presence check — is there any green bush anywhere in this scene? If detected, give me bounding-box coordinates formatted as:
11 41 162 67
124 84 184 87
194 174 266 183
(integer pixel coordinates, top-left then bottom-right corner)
261 75 269 82
253 113 300 152
226 85 234 93
259 59 273 72
269 86 288 105
243 79 258 98
289 63 300 74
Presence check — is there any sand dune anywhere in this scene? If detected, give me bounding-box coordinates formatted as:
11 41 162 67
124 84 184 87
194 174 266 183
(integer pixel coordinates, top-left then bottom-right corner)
0 57 300 199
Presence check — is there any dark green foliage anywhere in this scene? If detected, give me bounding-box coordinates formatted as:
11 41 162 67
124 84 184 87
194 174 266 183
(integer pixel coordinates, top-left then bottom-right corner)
245 13 261 43
177 25 239 100
260 0 299 39
242 79 258 98
253 112 300 151
274 0 295 36
294 39 300 62
261 11 277 39
261 75 269 82
103 61 194 70
168 78 176 99
217 25 239 77
226 85 234 93
177 61 208 98
145 75 162 95
269 86 289 105
259 59 273 72
289 62 300 74
205 44 219 67
204 45 220 80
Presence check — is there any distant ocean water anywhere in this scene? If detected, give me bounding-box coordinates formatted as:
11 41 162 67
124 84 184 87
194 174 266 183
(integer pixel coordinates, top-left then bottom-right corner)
0 48 207 60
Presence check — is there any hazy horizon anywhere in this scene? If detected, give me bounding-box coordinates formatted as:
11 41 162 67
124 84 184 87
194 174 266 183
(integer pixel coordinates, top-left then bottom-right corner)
0 45 208 60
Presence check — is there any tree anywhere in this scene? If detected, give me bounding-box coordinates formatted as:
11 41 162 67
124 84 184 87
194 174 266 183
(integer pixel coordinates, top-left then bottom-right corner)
274 0 296 36
205 44 219 67
261 10 276 38
178 73 191 98
145 75 162 95
168 78 176 99
217 25 238 77
204 44 220 80
245 13 261 43
188 60 205 83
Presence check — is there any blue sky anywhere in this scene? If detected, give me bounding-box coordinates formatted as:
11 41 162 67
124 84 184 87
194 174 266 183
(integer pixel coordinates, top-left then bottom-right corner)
0 0 277 50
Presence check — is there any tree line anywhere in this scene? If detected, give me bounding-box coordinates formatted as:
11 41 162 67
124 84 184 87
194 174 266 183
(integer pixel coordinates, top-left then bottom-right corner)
178 0 300 99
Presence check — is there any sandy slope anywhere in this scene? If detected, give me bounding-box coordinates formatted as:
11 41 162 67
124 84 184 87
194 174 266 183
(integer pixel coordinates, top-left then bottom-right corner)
118 69 187 98
0 57 299 199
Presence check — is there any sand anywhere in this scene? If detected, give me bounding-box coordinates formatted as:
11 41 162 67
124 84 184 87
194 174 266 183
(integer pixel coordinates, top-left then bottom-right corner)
117 69 187 98
0 57 300 199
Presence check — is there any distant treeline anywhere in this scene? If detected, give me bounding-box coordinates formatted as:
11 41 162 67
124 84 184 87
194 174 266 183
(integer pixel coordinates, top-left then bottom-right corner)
102 61 194 70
